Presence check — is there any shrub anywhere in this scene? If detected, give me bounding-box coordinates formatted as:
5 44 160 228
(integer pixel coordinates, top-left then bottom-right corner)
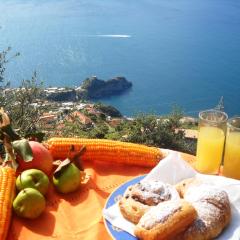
117 110 196 154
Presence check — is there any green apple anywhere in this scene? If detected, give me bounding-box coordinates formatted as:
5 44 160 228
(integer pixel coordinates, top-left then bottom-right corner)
13 188 46 219
53 163 82 194
16 169 49 195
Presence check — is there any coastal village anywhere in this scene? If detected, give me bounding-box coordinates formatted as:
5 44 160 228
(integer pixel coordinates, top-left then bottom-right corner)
2 76 198 142
42 81 198 141
38 76 133 135
8 83 199 141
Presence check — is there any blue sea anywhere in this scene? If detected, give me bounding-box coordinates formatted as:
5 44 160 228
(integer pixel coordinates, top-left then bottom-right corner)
0 0 240 117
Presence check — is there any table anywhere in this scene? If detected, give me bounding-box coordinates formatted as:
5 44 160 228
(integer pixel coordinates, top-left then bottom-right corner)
7 152 195 240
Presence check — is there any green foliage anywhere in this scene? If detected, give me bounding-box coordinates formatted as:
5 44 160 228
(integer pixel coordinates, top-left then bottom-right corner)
81 77 104 90
181 121 198 130
59 120 89 138
3 72 45 137
94 102 122 117
59 115 110 139
88 123 109 138
0 47 20 108
48 106 196 154
0 47 45 137
0 47 20 85
86 113 97 122
116 109 195 154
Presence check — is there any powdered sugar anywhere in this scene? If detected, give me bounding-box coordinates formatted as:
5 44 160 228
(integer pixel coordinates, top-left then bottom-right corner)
181 185 231 239
129 181 180 205
139 201 182 230
185 184 229 207
183 201 224 237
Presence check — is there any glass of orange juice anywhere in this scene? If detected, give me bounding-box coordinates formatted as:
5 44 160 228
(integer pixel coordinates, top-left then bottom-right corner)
196 109 228 174
222 117 240 179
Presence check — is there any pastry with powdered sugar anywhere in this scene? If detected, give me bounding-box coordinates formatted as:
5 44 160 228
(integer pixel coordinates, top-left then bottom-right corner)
175 180 231 240
134 199 197 240
119 180 180 224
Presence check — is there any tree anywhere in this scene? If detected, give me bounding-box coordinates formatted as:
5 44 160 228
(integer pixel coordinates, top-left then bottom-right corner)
0 45 46 137
116 109 195 154
94 102 122 117
0 47 20 108
4 72 45 137
0 47 20 86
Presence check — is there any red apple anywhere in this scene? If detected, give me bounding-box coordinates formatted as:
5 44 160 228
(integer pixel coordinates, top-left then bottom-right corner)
17 141 53 176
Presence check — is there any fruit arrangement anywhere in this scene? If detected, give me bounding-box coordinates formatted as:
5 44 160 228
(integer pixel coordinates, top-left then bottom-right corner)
0 109 86 239
13 161 86 220
13 169 49 219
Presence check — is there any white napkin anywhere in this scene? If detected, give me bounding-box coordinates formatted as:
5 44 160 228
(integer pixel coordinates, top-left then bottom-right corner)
103 151 240 239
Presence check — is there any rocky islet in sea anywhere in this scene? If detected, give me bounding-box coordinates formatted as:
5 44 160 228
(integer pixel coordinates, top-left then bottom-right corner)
45 76 132 102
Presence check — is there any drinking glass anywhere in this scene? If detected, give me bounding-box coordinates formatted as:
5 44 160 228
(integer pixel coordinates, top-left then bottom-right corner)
222 117 240 179
196 109 228 174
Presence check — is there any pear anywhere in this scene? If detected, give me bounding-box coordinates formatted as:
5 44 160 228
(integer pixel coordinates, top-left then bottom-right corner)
13 188 46 219
53 162 83 194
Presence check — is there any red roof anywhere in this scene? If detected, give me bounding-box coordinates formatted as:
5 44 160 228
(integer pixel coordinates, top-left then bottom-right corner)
65 111 93 125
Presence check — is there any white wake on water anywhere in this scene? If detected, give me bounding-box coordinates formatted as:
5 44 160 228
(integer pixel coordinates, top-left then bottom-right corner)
87 34 131 38
97 34 131 38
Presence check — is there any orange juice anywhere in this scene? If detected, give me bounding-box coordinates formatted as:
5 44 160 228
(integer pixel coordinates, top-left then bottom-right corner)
223 132 240 179
196 126 225 174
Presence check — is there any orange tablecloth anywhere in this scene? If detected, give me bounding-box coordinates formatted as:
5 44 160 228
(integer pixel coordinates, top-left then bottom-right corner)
7 152 195 240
